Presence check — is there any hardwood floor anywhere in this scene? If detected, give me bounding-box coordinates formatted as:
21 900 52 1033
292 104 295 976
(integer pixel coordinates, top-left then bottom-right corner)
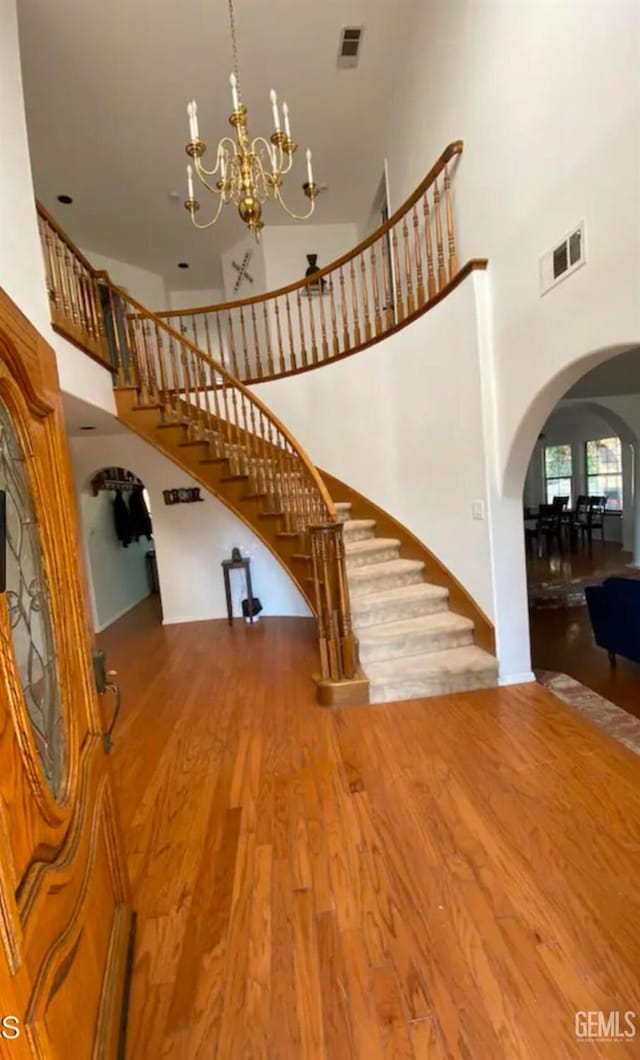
99 599 640 1058
527 540 640 719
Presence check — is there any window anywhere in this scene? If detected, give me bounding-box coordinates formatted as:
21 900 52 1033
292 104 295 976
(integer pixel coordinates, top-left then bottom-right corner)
544 444 572 506
585 437 623 510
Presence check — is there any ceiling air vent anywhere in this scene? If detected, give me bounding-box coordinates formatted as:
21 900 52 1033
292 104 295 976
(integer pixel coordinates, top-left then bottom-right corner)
338 26 364 69
540 220 586 295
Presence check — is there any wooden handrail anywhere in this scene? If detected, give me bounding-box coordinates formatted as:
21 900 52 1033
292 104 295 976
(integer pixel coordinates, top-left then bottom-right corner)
154 141 466 384
36 201 98 276
159 141 463 316
97 272 337 522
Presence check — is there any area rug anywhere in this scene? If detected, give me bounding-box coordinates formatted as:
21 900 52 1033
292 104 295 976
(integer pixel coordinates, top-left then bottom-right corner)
529 567 640 609
537 670 640 757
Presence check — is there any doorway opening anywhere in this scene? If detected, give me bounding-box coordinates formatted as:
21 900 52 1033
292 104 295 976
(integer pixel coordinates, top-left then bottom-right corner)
80 465 161 632
520 348 640 718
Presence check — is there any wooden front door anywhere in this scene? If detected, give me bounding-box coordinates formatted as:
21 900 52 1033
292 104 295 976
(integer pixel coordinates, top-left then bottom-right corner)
0 291 131 1057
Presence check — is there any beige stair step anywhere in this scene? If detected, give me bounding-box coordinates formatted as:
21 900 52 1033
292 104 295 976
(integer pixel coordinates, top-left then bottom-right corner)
366 646 499 704
345 537 401 570
335 502 352 523
351 582 449 628
349 558 425 597
358 611 474 665
342 519 377 543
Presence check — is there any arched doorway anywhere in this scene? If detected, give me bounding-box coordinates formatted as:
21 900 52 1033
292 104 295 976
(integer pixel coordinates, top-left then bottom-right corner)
502 344 640 712
79 464 161 631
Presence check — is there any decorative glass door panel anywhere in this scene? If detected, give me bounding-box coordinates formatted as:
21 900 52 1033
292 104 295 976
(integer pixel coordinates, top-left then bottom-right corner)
0 290 131 1057
0 397 65 798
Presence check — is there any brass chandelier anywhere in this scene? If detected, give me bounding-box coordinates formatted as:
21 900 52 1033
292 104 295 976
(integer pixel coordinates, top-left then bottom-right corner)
183 0 319 238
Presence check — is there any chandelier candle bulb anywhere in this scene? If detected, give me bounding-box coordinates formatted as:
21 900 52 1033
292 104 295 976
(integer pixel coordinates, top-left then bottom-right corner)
230 73 240 112
187 164 194 200
283 102 291 138
270 89 281 131
306 149 313 186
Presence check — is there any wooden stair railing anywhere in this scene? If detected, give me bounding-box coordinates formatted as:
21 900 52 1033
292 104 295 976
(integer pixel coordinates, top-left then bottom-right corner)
35 207 360 692
156 140 470 383
37 203 112 368
109 280 363 690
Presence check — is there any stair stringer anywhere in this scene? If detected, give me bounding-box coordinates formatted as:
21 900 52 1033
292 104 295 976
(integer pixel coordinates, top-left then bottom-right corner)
113 387 318 615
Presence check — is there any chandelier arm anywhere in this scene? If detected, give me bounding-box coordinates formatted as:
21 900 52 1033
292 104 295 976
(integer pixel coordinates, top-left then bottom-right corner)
189 194 227 229
194 138 237 178
273 186 317 222
252 136 277 173
192 163 224 197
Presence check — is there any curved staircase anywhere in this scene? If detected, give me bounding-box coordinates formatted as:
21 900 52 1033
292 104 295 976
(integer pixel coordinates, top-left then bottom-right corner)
36 143 498 707
339 503 497 703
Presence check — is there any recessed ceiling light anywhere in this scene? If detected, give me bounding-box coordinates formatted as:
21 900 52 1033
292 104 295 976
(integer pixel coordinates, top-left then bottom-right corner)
57 194 73 204
79 425 96 431
178 261 190 269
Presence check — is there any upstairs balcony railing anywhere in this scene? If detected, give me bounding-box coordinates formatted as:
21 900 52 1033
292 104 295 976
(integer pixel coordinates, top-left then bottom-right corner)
37 203 111 368
156 141 471 383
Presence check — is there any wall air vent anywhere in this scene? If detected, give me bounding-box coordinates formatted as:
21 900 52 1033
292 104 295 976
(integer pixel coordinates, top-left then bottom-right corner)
540 220 586 295
337 26 364 69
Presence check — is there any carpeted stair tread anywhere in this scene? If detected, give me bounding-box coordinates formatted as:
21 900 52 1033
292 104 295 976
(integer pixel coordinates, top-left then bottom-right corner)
335 502 352 522
345 538 400 563
342 519 377 540
358 611 474 665
366 646 499 703
352 581 448 610
359 610 473 645
349 558 425 595
366 644 497 680
351 582 450 628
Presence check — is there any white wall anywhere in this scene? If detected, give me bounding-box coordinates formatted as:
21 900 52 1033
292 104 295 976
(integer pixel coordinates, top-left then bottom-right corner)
379 0 640 680
0 0 117 418
167 287 224 312
261 223 358 292
70 430 310 625
254 271 494 620
0 0 51 336
80 488 151 632
82 248 167 308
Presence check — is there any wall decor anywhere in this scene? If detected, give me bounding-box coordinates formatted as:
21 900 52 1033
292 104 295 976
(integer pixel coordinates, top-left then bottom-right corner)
163 487 205 505
305 253 327 294
232 249 254 293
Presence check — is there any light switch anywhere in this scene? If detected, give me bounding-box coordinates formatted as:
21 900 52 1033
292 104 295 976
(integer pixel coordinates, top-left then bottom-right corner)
472 500 485 521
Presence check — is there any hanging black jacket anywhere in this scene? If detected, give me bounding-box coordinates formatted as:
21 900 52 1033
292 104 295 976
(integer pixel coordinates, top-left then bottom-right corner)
113 490 133 548
129 485 153 541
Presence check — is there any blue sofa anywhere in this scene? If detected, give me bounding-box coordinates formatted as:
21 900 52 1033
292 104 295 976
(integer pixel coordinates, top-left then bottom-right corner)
585 577 640 666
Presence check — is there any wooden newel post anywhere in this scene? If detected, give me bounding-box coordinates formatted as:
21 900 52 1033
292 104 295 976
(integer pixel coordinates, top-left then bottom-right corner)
310 522 359 683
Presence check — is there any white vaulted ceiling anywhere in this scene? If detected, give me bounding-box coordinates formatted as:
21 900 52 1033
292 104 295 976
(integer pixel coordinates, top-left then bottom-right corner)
17 0 415 290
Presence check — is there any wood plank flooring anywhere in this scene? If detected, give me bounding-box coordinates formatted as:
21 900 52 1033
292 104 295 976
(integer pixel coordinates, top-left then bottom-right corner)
528 541 640 718
98 599 640 1058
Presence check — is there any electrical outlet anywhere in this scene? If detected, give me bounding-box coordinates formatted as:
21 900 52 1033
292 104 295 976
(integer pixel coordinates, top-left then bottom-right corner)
472 500 485 521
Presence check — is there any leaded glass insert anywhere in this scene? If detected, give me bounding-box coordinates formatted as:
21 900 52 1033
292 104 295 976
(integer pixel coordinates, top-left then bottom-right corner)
0 398 65 798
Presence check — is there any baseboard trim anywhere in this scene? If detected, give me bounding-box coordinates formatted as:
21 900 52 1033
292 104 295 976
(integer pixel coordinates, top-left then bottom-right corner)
96 594 151 633
499 671 536 687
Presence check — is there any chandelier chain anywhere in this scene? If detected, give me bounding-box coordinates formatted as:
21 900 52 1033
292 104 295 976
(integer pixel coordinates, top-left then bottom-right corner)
227 0 240 91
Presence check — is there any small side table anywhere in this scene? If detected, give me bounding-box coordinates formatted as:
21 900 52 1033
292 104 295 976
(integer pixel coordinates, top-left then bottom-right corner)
221 557 255 625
